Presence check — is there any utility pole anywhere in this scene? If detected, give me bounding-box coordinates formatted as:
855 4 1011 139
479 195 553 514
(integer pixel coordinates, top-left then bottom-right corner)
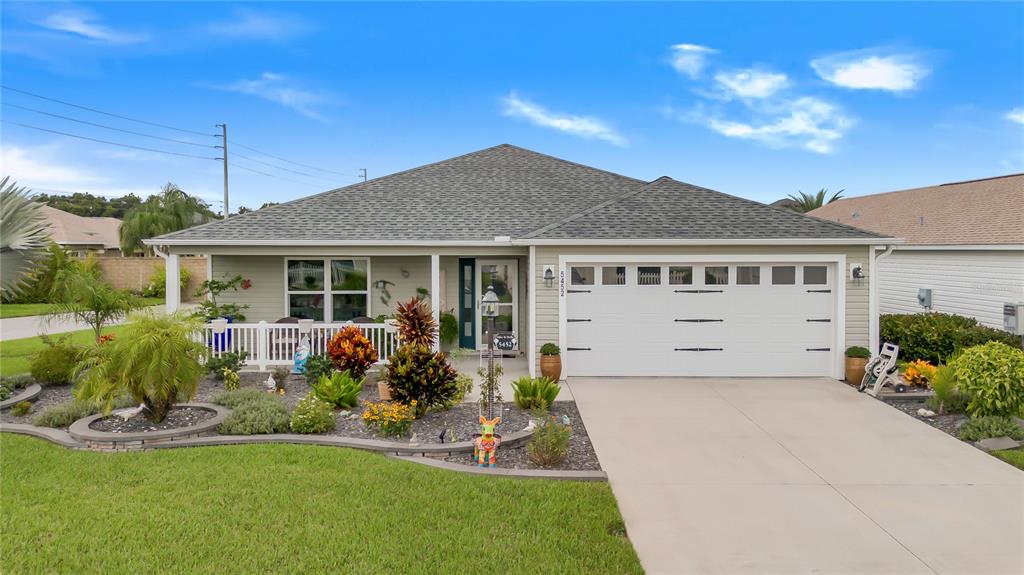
360 168 367 182
215 123 229 219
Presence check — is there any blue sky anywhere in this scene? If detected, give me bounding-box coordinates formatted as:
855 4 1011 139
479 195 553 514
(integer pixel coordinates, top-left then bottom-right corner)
2 2 1022 212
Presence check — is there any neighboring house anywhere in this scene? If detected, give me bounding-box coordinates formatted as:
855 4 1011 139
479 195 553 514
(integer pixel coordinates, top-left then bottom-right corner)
147 144 896 379
809 174 1024 330
40 204 122 256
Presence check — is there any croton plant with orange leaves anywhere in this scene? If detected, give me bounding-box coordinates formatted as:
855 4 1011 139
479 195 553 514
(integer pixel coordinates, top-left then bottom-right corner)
902 359 937 388
326 325 379 379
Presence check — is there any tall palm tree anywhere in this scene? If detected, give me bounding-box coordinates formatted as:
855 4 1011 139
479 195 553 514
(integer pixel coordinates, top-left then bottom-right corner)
785 188 845 213
119 183 214 255
0 177 51 297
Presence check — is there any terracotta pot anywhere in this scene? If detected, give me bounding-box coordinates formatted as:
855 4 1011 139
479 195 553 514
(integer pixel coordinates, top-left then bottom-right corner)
377 381 393 401
540 355 562 381
845 357 868 385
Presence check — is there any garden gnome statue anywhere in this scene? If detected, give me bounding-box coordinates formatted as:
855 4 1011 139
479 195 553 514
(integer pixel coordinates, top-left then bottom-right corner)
293 335 310 374
265 373 277 392
473 416 501 468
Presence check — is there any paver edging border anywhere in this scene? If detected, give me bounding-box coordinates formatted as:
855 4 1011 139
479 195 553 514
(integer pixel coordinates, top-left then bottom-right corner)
0 384 42 410
388 454 608 481
1 422 84 448
68 403 230 444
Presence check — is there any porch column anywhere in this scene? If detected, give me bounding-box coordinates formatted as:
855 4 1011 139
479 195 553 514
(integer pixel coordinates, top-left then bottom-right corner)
528 245 537 378
165 253 181 313
430 254 440 351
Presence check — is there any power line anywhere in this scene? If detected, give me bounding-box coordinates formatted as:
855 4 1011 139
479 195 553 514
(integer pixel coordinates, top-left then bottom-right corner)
231 141 362 178
3 102 218 149
1 85 215 137
228 161 323 188
231 151 346 183
1 120 219 161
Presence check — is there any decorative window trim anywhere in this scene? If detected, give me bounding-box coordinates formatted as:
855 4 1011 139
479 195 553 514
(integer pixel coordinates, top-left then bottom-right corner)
283 257 372 322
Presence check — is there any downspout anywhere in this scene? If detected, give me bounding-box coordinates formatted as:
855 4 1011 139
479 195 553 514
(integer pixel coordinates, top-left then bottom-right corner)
869 244 896 354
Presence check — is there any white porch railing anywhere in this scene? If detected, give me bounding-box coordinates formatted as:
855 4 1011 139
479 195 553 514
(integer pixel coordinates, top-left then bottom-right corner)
199 322 399 371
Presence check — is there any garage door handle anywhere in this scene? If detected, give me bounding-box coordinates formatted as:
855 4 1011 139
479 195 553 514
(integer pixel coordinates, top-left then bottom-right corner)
806 318 831 323
806 289 831 293
566 347 591 351
675 347 724 352
567 289 591 293
675 319 724 323
806 347 831 352
567 318 591 323
674 289 724 293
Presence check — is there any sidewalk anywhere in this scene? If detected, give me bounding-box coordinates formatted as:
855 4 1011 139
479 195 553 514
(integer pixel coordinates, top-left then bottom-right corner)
0 304 196 341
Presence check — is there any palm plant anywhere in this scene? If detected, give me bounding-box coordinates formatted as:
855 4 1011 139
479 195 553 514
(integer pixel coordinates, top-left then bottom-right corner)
784 188 845 213
119 183 214 255
0 177 51 297
49 269 143 342
76 312 207 422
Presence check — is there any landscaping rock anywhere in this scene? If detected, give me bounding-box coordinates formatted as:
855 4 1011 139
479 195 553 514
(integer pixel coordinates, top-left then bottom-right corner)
975 437 1022 452
917 408 936 418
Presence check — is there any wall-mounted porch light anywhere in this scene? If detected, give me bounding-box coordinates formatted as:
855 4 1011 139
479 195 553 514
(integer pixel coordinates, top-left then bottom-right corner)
543 265 555 287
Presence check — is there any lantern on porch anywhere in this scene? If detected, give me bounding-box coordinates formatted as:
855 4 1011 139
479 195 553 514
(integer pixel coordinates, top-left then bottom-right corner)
481 286 499 318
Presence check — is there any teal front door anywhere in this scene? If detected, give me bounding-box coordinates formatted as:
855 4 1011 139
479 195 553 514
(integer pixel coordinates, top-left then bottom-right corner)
458 258 475 349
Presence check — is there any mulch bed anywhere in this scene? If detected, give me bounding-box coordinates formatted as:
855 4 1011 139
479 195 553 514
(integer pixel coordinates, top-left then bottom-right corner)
0 385 75 425
88 406 216 433
885 397 969 438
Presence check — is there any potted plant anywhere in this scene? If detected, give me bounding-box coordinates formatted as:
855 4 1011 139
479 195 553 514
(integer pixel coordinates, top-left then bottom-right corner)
845 346 870 385
539 343 561 381
193 275 250 351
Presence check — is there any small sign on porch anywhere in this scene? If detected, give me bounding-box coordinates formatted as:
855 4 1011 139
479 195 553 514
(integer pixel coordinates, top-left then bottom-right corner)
494 333 517 351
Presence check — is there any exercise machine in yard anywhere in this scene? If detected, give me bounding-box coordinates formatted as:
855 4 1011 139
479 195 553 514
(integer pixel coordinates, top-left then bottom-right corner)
859 342 904 397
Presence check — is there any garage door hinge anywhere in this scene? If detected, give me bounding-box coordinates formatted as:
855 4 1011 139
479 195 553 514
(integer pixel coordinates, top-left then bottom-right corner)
567 318 591 323
806 347 831 351
806 318 831 323
674 289 724 293
806 289 832 293
674 319 724 323
566 347 591 351
567 289 591 293
674 347 724 352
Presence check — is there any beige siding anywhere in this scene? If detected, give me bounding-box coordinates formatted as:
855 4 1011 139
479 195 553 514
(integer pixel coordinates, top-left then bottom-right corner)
533 245 872 371
210 255 286 321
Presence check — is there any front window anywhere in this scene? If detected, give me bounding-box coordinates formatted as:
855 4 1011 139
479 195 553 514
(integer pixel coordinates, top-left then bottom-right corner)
287 258 370 321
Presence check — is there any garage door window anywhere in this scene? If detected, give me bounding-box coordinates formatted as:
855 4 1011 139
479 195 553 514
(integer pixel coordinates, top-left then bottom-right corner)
601 266 626 285
637 266 661 285
571 266 594 285
736 266 760 285
705 266 729 285
804 265 828 285
772 266 796 285
669 266 693 285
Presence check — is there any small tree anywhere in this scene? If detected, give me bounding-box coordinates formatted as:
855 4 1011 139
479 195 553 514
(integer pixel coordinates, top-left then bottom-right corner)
784 188 845 213
193 274 249 320
49 270 142 343
76 312 207 422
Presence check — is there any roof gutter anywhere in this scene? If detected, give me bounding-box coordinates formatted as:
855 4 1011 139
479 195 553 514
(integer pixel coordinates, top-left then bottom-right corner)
869 244 897 354
144 237 903 248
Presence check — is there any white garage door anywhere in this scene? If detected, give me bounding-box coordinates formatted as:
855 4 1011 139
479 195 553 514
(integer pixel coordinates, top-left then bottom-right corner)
564 262 837 377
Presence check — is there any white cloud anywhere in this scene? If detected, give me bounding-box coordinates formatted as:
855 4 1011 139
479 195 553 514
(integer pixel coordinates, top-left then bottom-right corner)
206 10 311 41
714 69 789 99
704 97 854 154
218 73 328 121
1006 108 1024 125
1 144 106 187
811 50 929 92
501 92 627 146
36 10 147 44
668 44 716 78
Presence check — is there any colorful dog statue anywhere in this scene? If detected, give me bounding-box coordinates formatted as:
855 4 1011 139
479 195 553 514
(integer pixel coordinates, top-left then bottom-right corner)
473 416 501 468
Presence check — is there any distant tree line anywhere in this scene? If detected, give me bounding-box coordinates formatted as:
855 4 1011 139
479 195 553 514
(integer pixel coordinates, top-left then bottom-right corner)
35 192 145 219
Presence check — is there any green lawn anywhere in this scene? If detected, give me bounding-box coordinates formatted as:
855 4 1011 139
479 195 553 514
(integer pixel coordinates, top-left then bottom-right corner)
993 448 1024 471
0 435 640 574
0 326 127 377
0 298 165 319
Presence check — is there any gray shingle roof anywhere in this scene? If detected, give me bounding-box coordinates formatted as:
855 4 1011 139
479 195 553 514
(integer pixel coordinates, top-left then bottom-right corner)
155 144 885 244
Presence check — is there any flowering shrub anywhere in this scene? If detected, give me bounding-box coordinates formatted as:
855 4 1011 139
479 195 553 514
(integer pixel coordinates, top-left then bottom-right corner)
902 360 937 388
98 334 116 345
362 400 415 437
326 326 378 379
222 368 240 391
290 393 336 434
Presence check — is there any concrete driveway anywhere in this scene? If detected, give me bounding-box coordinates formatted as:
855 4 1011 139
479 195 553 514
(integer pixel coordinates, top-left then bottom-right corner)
569 377 1023 575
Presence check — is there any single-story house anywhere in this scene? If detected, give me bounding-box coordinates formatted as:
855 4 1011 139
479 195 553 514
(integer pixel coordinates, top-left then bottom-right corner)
40 205 122 256
809 174 1024 330
147 144 898 379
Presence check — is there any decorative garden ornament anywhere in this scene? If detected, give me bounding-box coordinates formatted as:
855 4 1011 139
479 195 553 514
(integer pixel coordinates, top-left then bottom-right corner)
473 415 501 468
293 335 310 374
265 374 277 392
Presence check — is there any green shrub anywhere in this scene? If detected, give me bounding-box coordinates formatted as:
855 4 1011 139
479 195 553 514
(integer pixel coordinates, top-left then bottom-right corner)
212 389 269 409
950 342 1024 417
880 313 1021 364
540 343 560 356
439 311 458 346
10 401 33 416
217 395 290 435
511 377 561 410
957 416 1024 442
0 375 34 390
312 370 363 409
142 265 191 298
384 344 459 417
845 346 870 359
303 354 335 387
206 352 247 379
32 397 134 428
222 368 240 391
29 336 82 385
0 385 10 401
527 410 572 467
290 393 336 434
925 363 970 414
